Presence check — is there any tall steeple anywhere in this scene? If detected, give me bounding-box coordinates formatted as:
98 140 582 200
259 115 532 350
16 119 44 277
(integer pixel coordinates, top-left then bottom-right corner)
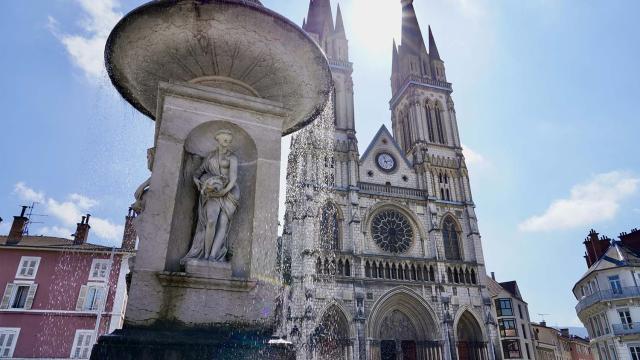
302 0 355 132
400 0 426 55
303 0 334 38
390 0 455 154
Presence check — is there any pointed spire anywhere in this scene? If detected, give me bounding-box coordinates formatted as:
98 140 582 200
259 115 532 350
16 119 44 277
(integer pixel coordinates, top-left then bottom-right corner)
428 26 441 61
303 17 306 29
392 39 399 72
400 0 426 55
334 3 345 35
304 0 334 37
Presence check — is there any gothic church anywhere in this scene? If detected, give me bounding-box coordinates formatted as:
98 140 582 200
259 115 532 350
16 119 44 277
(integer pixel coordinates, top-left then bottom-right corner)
280 1 499 359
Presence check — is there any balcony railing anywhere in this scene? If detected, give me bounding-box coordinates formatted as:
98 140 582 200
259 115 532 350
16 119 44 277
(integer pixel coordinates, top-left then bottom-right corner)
359 182 427 200
576 286 640 313
612 323 640 336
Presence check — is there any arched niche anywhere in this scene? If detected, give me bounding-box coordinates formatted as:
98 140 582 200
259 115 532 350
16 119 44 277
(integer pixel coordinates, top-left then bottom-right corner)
163 120 257 277
310 304 352 360
454 309 487 360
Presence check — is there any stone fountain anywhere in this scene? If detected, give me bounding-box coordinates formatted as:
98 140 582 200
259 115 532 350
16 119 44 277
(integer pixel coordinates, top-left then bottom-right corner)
90 0 332 358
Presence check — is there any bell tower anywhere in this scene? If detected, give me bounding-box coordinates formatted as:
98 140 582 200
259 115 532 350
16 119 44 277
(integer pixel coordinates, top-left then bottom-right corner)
304 0 355 134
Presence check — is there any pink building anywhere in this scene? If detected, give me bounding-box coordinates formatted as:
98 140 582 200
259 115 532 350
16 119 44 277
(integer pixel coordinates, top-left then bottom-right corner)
0 207 135 359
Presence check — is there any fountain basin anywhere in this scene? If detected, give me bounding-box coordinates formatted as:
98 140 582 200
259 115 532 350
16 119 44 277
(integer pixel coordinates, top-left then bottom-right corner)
105 0 332 135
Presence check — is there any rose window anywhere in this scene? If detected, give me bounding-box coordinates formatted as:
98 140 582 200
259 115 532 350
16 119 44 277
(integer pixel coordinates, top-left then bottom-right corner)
371 210 413 253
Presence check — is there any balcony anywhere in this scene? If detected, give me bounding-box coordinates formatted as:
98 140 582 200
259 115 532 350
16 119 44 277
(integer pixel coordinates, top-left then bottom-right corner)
612 323 640 336
359 182 427 200
575 286 640 314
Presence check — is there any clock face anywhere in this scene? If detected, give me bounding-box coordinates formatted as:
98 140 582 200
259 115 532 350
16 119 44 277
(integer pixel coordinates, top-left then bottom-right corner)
376 153 396 172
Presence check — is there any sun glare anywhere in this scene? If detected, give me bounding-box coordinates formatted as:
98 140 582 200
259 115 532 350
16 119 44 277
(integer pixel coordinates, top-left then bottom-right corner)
349 0 402 55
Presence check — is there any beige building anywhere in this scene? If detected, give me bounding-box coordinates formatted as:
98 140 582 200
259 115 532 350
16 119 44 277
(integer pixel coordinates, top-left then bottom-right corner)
532 323 562 360
487 275 536 360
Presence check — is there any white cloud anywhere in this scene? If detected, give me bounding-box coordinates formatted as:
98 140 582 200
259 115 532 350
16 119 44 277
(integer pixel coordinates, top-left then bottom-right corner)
48 0 123 80
519 171 640 232
13 182 123 242
462 144 489 169
14 182 45 203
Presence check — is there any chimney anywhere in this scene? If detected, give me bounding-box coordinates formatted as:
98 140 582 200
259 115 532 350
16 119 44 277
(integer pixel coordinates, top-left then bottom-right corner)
620 228 640 252
73 214 91 246
121 208 137 251
561 328 570 337
540 320 547 327
583 229 610 268
7 206 29 245
491 272 496 281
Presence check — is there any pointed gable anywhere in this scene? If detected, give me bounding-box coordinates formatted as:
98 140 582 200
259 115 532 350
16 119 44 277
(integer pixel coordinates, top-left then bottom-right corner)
359 126 416 188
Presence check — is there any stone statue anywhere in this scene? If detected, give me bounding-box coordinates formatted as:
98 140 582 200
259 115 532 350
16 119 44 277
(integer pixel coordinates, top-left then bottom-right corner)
131 147 155 215
183 129 240 262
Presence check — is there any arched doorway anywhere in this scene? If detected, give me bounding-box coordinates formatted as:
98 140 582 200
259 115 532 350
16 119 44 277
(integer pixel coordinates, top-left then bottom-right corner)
311 305 351 360
367 288 442 360
455 311 487 360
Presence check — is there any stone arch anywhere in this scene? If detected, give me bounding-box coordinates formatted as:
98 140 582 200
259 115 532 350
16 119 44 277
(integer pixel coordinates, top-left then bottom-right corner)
366 287 443 360
454 307 488 360
441 213 463 261
311 302 354 360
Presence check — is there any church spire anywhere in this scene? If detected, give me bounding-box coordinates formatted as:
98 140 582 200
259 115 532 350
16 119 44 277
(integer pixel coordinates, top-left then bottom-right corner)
400 0 426 54
392 39 399 72
303 0 334 37
428 26 441 61
334 3 345 36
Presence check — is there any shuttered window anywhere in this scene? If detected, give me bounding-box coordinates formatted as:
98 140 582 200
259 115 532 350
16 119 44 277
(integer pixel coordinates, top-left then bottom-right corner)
76 285 105 311
16 257 40 279
0 328 20 358
70 330 94 359
89 260 110 281
0 283 38 310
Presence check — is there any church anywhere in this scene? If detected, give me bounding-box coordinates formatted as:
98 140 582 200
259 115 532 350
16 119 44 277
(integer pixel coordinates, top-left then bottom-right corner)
280 1 499 359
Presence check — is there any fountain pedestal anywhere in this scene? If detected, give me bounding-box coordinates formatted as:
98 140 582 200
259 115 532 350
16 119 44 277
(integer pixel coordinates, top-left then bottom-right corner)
91 0 331 358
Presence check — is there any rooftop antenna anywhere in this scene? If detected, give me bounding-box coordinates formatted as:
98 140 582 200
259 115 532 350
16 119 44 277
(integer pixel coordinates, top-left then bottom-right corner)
23 202 48 236
538 313 551 323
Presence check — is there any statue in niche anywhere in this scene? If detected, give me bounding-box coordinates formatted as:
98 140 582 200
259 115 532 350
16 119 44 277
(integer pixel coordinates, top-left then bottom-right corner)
131 147 155 215
183 129 240 262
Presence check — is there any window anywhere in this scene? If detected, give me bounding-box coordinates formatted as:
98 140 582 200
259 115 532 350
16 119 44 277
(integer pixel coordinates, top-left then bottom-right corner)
609 275 623 295
320 203 340 251
71 330 94 359
619 309 633 330
16 257 40 279
521 324 527 339
518 304 523 319
630 346 640 360
502 339 522 359
89 259 110 281
0 328 19 358
0 283 37 310
426 105 435 142
525 343 531 359
11 285 29 309
442 216 461 260
499 319 518 337
76 285 105 311
496 298 514 317
435 105 446 144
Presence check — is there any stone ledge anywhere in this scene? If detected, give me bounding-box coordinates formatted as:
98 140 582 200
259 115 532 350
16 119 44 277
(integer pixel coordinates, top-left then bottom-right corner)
156 271 258 292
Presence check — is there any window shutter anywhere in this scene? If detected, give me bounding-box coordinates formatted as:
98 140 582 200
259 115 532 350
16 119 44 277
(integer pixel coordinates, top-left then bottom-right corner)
24 284 38 310
76 285 88 311
0 284 15 309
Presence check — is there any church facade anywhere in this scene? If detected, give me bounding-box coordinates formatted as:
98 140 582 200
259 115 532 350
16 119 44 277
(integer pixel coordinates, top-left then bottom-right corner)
280 1 500 359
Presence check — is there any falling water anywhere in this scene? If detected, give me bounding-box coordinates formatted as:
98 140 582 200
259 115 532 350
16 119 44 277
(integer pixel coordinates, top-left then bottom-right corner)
275 96 344 359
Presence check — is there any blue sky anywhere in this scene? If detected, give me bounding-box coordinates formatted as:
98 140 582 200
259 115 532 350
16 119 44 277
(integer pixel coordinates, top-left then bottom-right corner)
0 0 639 328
